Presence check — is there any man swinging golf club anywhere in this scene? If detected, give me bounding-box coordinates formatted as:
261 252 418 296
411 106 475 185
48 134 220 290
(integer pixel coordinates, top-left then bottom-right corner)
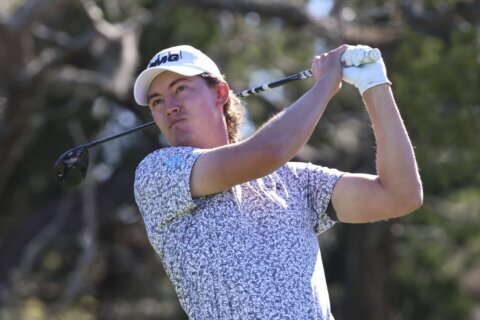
133 44 423 319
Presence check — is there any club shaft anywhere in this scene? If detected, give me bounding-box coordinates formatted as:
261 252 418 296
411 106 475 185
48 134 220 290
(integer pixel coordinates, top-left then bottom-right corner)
86 120 157 148
236 69 313 97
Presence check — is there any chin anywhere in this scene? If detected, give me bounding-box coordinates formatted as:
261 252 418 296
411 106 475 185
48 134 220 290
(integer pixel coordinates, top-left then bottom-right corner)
170 136 197 148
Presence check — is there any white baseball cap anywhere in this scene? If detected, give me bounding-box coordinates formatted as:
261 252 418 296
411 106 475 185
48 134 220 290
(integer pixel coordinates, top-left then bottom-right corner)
133 45 222 106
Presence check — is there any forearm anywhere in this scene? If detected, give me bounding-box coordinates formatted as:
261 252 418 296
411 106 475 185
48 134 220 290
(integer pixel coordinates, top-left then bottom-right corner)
363 85 423 207
245 78 333 164
240 48 346 171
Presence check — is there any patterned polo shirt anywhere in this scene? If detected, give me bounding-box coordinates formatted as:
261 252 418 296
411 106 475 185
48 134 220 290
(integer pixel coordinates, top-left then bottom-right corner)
134 146 343 319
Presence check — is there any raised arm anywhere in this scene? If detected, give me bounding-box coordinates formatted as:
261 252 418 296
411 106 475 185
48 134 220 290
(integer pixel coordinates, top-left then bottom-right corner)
332 59 423 223
190 45 348 197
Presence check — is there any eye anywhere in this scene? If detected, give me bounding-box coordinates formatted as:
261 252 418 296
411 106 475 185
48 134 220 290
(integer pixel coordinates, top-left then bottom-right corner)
149 98 164 109
175 85 187 95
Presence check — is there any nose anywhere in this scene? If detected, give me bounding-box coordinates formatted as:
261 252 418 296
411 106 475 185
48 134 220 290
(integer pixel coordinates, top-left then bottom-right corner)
165 96 180 116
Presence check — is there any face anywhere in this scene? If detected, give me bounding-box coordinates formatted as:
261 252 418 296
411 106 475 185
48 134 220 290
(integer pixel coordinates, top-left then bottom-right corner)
147 71 229 148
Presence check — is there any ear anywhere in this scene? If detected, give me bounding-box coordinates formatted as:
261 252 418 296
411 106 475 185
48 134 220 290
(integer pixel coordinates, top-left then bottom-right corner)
215 81 230 108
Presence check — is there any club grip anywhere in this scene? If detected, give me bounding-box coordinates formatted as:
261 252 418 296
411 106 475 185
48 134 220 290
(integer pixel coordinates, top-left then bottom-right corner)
341 48 382 66
364 48 381 63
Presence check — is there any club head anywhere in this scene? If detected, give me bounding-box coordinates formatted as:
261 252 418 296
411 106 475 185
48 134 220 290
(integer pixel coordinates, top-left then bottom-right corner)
53 146 89 186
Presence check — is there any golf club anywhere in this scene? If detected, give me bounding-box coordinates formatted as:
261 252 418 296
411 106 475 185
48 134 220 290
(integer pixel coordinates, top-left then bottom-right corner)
54 121 156 186
54 47 382 186
53 69 319 186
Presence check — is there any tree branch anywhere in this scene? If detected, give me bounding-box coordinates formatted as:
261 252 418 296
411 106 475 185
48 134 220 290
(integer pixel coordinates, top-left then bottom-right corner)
182 0 401 45
79 0 152 40
111 30 141 99
7 0 69 36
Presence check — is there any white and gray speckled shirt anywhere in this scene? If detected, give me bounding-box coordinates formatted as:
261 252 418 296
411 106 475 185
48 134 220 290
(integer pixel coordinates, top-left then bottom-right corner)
134 146 344 320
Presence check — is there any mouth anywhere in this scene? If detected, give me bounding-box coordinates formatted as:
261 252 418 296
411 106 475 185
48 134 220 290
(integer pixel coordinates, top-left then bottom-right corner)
169 118 185 129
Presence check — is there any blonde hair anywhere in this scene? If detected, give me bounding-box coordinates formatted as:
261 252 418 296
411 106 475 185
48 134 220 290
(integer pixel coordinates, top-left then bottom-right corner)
201 73 244 143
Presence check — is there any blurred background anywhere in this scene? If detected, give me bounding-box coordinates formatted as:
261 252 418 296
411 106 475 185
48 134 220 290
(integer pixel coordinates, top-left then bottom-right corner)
0 0 479 319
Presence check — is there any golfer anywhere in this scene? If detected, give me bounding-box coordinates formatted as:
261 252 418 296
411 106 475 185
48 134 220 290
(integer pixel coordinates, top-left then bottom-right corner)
133 44 422 319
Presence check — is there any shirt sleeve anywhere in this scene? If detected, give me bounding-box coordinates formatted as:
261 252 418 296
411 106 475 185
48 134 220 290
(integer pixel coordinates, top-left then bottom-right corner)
134 146 203 229
286 162 344 234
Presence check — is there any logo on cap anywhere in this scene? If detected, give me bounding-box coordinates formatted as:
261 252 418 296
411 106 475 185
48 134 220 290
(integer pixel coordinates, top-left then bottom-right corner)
148 50 183 68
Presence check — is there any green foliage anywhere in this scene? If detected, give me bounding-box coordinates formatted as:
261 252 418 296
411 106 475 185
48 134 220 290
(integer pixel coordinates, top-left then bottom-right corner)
391 27 480 316
393 28 480 194
141 3 219 53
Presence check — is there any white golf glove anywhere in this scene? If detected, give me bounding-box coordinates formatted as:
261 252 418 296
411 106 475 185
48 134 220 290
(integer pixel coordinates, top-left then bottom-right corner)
342 46 391 95
342 45 376 67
